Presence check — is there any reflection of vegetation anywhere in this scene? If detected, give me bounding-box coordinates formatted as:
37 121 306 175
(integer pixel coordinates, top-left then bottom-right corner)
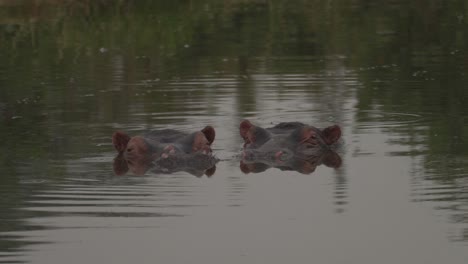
336 1 468 243
1 0 468 251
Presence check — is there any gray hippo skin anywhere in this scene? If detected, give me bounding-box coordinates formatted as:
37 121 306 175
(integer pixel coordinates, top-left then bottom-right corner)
112 126 217 176
239 120 342 174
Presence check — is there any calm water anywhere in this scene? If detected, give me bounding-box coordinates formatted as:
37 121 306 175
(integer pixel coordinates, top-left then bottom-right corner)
1 1 468 263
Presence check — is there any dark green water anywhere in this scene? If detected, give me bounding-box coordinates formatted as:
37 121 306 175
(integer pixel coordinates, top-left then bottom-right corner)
1 1 468 263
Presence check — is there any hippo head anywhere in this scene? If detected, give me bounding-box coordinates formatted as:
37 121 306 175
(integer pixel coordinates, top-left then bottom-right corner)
112 126 216 176
160 126 215 159
239 120 342 173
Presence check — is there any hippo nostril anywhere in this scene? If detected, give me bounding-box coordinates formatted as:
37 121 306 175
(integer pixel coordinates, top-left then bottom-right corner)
275 150 291 162
127 148 133 152
275 151 284 162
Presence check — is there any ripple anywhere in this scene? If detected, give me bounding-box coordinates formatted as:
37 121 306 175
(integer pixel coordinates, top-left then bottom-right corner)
410 154 468 243
9 176 206 235
0 174 208 261
356 111 427 129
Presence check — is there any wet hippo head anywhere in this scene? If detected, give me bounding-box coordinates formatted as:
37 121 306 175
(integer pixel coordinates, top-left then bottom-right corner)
113 132 155 161
112 132 157 176
112 126 216 176
239 120 342 172
160 126 215 158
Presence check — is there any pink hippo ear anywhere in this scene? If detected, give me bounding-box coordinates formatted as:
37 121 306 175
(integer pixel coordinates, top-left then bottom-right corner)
112 131 131 153
322 125 341 145
192 131 211 153
239 120 271 147
201 126 215 145
239 120 253 144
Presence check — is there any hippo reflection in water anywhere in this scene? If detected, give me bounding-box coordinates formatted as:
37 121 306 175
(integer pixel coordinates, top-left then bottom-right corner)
112 126 218 177
239 120 342 174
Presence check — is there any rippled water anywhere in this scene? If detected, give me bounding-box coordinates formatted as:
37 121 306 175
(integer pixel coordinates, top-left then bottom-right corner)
2 1 468 263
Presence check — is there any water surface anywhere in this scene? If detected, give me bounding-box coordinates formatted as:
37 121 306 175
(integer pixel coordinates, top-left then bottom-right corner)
1 1 468 263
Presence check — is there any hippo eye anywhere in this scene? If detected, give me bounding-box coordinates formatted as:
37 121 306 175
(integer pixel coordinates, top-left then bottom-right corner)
127 147 133 152
304 139 318 147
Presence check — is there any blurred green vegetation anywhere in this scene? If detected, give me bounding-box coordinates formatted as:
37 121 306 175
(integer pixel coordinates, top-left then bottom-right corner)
1 1 468 171
2 0 467 155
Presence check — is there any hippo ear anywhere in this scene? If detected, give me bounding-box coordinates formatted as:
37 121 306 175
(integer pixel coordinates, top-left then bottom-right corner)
322 125 341 145
239 120 253 143
201 126 215 145
239 120 271 146
112 131 131 153
192 131 210 152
